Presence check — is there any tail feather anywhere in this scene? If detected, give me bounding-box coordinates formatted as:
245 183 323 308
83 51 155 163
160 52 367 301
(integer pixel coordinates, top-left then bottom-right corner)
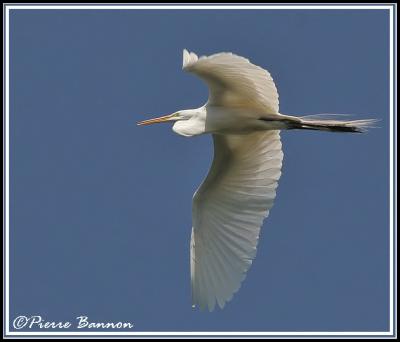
285 116 378 133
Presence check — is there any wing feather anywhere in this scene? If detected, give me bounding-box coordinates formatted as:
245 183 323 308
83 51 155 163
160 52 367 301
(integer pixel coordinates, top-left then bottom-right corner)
191 130 283 311
182 49 279 114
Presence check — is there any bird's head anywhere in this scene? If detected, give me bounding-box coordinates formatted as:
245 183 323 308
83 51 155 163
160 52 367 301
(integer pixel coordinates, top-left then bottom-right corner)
137 108 205 137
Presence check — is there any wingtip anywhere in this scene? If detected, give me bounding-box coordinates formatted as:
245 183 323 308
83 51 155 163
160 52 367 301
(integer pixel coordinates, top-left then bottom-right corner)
182 49 190 69
182 49 198 69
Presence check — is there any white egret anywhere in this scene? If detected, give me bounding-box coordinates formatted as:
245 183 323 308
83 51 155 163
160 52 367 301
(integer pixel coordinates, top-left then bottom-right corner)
138 50 375 311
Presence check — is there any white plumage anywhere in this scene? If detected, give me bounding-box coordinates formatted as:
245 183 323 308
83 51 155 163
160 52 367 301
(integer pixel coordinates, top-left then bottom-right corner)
182 49 279 114
182 50 284 310
191 131 283 311
138 50 375 311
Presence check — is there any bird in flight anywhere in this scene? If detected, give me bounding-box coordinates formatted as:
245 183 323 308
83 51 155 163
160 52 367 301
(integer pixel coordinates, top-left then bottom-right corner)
138 50 375 311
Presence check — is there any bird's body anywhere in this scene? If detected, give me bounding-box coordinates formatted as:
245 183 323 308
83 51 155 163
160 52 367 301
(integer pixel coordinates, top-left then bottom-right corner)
172 106 289 137
138 50 375 311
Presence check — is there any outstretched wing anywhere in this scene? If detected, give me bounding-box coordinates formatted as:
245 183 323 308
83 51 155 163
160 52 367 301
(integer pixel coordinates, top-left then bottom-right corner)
191 130 283 311
182 49 279 114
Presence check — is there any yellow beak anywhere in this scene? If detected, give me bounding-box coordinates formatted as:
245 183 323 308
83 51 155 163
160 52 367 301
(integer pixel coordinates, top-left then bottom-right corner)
137 114 175 126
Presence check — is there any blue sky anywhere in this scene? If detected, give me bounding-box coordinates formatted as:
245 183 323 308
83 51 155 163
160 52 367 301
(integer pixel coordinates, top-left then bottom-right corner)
10 9 390 332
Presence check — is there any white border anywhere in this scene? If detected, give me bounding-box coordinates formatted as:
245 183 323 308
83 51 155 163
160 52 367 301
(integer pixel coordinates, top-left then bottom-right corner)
1 5 396 10
3 4 396 338
388 4 396 337
4 4 10 339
